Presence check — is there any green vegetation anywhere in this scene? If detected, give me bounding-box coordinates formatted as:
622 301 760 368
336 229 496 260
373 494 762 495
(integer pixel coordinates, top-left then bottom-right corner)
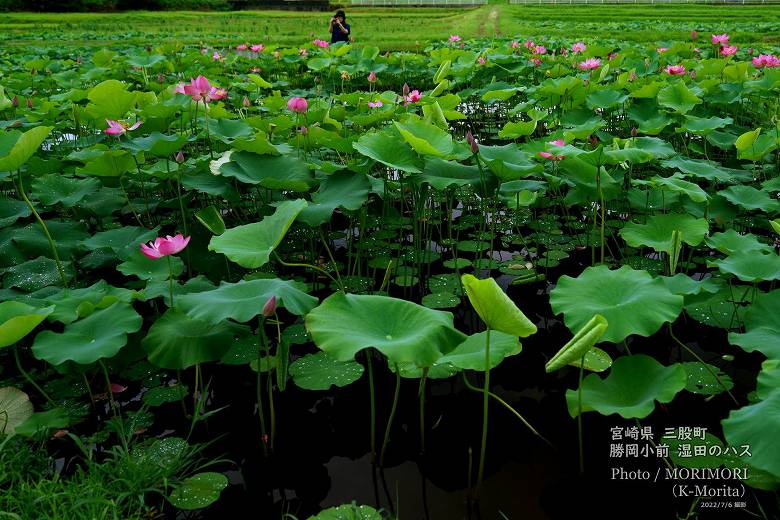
1 4 778 49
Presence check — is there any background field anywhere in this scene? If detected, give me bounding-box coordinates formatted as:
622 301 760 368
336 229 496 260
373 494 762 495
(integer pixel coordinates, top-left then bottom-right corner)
1 4 779 49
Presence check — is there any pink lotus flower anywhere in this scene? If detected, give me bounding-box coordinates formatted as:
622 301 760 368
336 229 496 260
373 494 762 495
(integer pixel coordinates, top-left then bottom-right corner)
299 48 308 57
110 384 127 394
183 76 227 103
449 35 461 42
578 58 601 70
251 44 264 52
140 234 191 260
608 52 618 60
530 57 542 66
711 33 729 44
571 42 586 53
533 45 547 55
524 40 535 50
368 100 383 108
720 45 737 56
538 151 564 161
313 39 329 48
404 90 421 103
368 71 377 82
104 119 142 136
691 30 698 40
664 64 686 75
752 54 780 68
656 47 668 53
548 139 565 146
236 43 248 51
511 40 519 49
174 82 186 94
287 97 308 113
212 51 222 61
477 56 486 65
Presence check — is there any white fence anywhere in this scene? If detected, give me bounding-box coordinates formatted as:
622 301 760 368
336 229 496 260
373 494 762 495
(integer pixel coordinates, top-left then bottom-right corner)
509 0 779 4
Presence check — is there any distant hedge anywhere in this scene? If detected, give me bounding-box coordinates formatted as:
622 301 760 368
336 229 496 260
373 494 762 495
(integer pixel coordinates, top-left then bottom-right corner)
0 0 253 11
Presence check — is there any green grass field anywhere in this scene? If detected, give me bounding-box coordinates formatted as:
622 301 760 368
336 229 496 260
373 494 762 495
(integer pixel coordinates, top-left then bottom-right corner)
1 4 779 50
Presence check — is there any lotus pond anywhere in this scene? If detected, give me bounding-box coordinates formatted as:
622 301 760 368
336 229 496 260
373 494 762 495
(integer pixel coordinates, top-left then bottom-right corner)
2 26 780 520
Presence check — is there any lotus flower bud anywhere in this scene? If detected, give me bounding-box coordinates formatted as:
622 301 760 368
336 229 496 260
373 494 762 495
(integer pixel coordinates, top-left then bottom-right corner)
11 95 18 107
630 127 638 137
175 151 185 164
157 73 165 83
242 95 251 107
367 71 377 83
466 131 479 154
262 296 277 317
26 98 33 109
691 30 698 40
402 82 410 97
300 126 308 135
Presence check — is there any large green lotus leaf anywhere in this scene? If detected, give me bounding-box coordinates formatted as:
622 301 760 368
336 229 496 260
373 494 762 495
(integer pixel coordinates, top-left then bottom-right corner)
416 157 481 191
651 174 709 203
461 274 536 337
220 152 314 192
705 229 773 256
195 206 226 235
13 220 89 259
658 273 721 296
657 82 702 114
661 156 749 183
0 126 53 172
207 118 254 143
31 174 101 208
177 278 317 324
478 143 542 181
305 292 466 366
717 185 780 213
678 115 732 136
586 89 629 110
82 226 159 260
0 196 31 227
209 199 307 268
627 99 673 135
125 54 166 68
32 302 142 365
124 132 190 156
436 330 520 371
352 131 422 173
757 360 780 400
75 150 135 177
619 213 708 254
550 265 683 343
84 80 136 121
497 120 537 139
3 257 74 292
0 302 54 349
722 389 780 479
118 250 184 280
728 290 780 359
43 280 136 324
565 355 687 418
545 314 608 373
684 284 754 330
288 351 364 390
142 310 240 369
0 387 33 436
168 472 228 510
298 171 370 227
710 251 780 282
394 120 453 157
14 408 72 438
309 505 382 520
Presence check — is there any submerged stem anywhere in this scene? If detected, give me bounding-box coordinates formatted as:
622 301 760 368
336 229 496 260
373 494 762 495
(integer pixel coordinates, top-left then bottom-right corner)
380 365 402 467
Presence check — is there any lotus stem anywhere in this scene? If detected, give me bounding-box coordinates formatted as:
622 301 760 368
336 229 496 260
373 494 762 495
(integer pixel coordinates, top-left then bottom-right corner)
274 253 342 292
318 227 344 291
99 360 118 418
366 350 377 463
380 365 402 467
167 255 175 309
14 346 55 406
578 354 585 474
419 367 429 454
461 373 551 447
476 327 491 496
257 323 269 457
15 170 68 287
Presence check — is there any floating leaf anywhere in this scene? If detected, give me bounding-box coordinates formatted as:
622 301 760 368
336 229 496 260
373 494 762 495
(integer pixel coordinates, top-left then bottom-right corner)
566 355 687 418
682 362 734 396
168 472 228 510
288 351 364 390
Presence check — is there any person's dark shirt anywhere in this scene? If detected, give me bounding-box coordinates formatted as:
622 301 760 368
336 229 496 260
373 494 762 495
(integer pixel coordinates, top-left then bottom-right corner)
331 22 350 44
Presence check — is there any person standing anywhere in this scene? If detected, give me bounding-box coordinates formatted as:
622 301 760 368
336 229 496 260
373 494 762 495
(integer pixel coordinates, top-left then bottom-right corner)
329 10 350 44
